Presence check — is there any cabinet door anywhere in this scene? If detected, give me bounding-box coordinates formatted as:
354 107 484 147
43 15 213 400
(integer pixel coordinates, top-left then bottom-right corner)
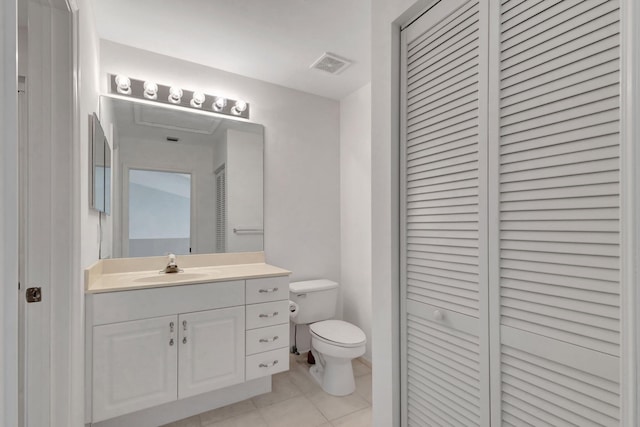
92 315 178 422
400 0 490 425
178 306 245 399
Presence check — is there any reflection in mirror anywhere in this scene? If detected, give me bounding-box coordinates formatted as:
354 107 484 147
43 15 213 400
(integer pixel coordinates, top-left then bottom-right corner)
128 169 191 257
91 113 111 214
99 95 264 258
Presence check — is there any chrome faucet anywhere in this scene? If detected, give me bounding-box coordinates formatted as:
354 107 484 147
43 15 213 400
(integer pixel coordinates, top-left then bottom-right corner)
162 253 182 273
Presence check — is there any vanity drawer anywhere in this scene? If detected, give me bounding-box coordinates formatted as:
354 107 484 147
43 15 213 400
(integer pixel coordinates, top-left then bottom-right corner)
245 276 289 304
246 323 289 355
246 300 289 330
245 347 289 381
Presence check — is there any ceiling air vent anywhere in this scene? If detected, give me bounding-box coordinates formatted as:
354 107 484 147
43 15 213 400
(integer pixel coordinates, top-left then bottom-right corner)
310 52 352 75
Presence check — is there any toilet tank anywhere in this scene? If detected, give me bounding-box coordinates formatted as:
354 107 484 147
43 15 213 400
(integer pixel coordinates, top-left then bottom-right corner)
289 279 338 324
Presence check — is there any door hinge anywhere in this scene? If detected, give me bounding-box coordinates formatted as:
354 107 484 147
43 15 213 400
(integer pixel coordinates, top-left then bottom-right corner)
26 287 42 303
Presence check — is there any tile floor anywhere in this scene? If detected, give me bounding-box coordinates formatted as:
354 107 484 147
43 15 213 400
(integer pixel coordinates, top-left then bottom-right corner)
162 354 372 427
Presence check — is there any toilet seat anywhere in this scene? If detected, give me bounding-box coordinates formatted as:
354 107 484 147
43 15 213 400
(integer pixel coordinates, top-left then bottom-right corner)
310 320 366 348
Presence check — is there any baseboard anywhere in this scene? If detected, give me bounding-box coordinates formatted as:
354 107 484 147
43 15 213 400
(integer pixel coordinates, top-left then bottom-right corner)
357 356 372 369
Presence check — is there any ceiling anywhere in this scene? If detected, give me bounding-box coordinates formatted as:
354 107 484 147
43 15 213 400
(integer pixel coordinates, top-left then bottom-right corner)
90 0 371 100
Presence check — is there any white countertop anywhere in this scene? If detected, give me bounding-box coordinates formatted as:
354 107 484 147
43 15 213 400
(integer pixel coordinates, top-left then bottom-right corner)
85 252 291 293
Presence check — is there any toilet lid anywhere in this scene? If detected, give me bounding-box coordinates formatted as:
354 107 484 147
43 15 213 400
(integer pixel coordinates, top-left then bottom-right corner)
310 320 366 347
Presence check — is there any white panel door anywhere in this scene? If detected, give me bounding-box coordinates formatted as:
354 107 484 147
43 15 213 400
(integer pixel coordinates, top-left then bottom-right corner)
400 0 489 425
178 307 245 399
490 0 622 424
92 315 178 422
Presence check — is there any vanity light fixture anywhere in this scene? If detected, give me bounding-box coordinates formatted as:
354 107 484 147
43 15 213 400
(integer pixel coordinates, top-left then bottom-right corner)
143 81 158 100
115 75 131 95
190 91 206 108
107 74 250 119
232 100 247 116
213 96 227 112
168 87 183 104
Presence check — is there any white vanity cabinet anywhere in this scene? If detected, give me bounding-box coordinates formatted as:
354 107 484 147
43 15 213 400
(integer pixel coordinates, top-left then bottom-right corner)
92 307 246 421
86 273 290 425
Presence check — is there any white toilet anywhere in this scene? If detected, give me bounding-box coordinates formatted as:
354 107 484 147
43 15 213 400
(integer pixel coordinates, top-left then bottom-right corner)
289 279 367 396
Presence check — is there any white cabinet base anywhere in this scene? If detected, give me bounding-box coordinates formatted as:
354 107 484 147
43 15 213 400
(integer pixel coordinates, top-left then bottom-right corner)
90 376 270 427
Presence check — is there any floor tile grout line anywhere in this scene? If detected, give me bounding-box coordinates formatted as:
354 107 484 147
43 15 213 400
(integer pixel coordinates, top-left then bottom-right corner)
167 356 371 427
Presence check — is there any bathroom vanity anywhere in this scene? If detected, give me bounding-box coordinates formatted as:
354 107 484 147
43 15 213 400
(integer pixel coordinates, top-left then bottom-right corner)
84 252 290 426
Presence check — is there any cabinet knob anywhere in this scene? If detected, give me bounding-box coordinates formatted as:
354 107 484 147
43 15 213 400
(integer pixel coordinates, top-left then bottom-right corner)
183 337 187 344
259 311 279 318
433 310 444 321
259 287 279 293
183 320 187 331
259 336 279 343
169 338 174 346
259 360 279 368
169 322 174 333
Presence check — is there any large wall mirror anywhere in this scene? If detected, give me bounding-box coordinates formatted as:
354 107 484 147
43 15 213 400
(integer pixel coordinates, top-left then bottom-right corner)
99 95 264 258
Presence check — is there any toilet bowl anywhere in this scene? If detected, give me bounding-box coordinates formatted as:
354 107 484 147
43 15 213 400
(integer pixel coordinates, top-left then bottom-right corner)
308 319 366 396
289 279 368 396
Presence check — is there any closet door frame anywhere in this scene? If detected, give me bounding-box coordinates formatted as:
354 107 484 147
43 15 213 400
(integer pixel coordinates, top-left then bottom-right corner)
486 0 501 423
620 0 640 425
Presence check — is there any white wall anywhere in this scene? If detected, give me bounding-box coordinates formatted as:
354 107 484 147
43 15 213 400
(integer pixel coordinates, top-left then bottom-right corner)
339 83 372 362
78 0 101 268
371 1 433 426
100 41 341 283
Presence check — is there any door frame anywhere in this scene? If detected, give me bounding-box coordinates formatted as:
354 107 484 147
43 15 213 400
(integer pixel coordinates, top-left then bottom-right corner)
119 164 196 258
20 0 82 426
620 0 640 425
1 0 19 425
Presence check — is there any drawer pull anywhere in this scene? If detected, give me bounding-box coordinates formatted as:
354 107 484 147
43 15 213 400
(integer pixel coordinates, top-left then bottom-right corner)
259 360 279 368
259 311 279 318
259 287 279 293
259 336 279 343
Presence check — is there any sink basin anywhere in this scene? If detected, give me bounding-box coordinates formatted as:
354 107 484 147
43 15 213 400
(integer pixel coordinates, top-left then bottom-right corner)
133 272 215 284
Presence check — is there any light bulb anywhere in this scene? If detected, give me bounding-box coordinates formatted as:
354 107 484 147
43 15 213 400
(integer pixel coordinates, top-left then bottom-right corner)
168 87 183 104
143 81 158 100
213 96 227 111
232 100 247 115
115 75 131 95
190 91 206 108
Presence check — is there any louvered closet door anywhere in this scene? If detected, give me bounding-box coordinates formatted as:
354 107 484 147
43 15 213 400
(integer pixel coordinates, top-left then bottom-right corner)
492 0 621 424
400 1 489 425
